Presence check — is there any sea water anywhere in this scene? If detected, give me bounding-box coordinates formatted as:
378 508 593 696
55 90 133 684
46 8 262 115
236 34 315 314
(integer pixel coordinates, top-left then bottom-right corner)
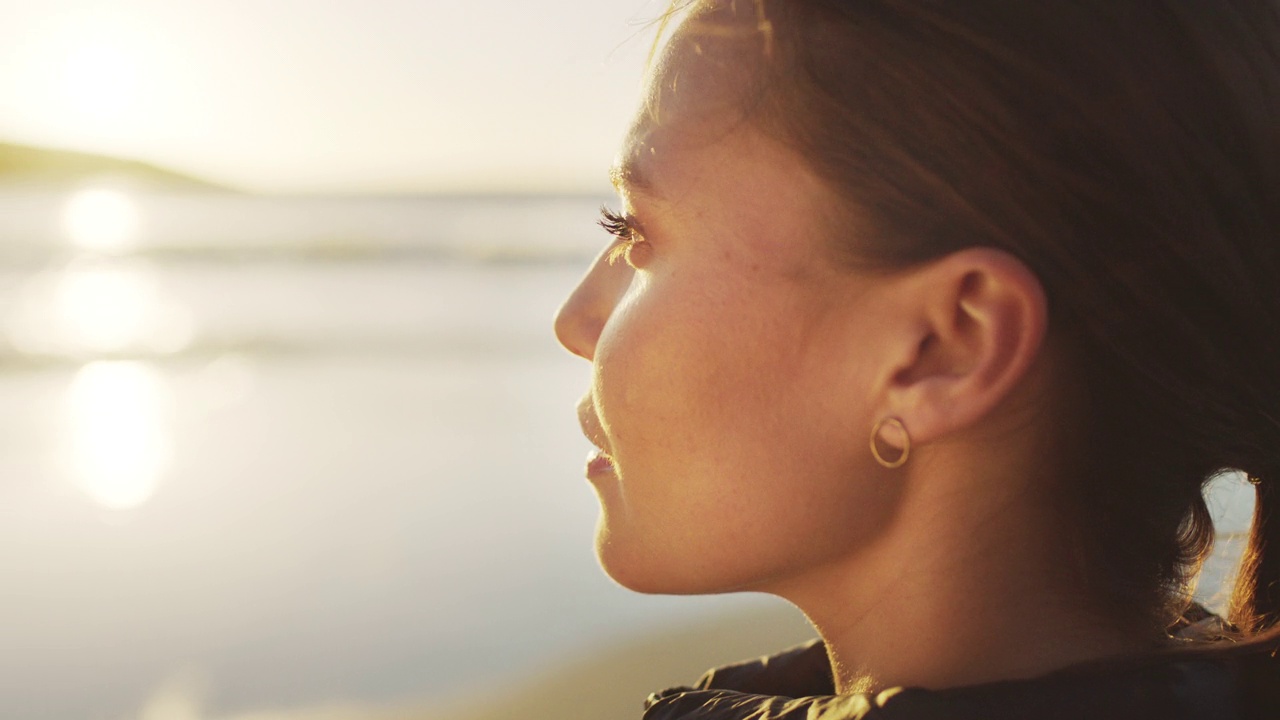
0 189 806 719
0 188 1255 719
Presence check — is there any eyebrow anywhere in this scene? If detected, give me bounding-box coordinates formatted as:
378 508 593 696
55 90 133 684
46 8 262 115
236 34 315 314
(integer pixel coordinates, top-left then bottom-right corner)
609 159 654 196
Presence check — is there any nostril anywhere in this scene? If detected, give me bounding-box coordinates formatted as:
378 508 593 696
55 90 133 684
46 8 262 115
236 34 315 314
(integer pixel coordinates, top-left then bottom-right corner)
554 301 595 361
559 325 597 361
564 342 591 361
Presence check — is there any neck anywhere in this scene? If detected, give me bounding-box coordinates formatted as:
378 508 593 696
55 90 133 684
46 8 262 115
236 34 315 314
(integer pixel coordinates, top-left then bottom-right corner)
770 463 1163 694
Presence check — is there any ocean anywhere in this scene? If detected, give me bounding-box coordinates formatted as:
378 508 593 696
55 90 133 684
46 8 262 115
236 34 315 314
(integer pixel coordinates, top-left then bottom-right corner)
0 188 1256 720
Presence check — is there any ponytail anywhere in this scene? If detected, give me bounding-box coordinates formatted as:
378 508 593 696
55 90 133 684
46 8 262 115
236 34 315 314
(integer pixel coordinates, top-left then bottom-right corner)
1229 478 1280 635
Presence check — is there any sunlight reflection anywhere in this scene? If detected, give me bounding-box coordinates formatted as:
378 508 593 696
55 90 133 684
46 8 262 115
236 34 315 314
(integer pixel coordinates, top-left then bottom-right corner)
63 188 140 252
5 259 194 357
56 262 156 352
63 361 172 509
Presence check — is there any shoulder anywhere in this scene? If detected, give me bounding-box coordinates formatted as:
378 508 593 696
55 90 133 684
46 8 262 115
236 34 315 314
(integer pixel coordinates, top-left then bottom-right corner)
644 635 1280 720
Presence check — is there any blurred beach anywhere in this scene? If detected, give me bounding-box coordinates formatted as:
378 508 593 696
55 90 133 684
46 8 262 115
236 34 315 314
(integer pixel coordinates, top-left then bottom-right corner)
0 187 820 720
0 187 1255 720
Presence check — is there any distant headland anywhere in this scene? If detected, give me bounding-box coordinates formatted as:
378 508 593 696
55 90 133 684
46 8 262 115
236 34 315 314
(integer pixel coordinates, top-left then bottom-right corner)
0 141 229 191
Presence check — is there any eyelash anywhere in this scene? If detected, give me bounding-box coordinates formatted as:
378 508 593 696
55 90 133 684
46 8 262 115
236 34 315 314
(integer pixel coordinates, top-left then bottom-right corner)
598 205 646 266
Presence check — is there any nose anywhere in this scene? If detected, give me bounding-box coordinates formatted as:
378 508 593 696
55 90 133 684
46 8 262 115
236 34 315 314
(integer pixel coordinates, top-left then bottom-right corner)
554 248 634 361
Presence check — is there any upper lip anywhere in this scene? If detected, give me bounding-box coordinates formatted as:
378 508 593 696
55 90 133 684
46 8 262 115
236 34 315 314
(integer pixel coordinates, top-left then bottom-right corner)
577 396 612 455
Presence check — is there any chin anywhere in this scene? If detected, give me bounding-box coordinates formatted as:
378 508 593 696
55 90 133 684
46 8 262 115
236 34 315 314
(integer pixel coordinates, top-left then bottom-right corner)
594 523 754 596
598 556 705 595
594 525 677 594
594 523 655 592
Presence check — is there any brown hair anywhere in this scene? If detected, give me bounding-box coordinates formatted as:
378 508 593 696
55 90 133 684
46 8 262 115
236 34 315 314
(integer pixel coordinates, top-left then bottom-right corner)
665 0 1280 637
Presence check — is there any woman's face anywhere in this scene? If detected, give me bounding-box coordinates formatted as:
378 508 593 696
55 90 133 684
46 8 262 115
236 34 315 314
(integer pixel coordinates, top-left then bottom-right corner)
555 20 902 595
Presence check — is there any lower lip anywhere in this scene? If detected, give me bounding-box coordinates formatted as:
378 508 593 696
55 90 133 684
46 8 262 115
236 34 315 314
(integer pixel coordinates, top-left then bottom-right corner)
586 450 615 478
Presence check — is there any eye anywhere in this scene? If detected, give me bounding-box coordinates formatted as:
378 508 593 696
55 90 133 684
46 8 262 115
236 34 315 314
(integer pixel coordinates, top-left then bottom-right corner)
598 205 649 267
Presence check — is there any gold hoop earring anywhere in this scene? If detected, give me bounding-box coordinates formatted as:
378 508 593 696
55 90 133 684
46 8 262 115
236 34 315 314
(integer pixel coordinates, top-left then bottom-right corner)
870 416 910 469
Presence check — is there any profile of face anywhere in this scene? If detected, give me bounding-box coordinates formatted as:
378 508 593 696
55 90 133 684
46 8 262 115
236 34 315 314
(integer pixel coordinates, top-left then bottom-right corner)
554 8 908 596
555 1 1224 692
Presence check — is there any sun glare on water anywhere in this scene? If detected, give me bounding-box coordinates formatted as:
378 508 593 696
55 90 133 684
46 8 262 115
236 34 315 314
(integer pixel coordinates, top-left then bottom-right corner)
63 188 140 252
5 258 195 358
63 361 172 510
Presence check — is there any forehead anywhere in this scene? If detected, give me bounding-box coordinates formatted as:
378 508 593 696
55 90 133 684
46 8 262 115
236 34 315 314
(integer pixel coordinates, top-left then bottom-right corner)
611 39 844 278
614 2 773 197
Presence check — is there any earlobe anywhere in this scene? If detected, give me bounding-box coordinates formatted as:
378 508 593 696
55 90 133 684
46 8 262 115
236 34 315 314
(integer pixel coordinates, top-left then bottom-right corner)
883 248 1048 446
870 416 912 469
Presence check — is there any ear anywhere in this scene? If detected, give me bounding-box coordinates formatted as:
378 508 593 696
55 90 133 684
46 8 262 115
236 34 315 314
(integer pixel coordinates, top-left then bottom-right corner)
876 248 1048 448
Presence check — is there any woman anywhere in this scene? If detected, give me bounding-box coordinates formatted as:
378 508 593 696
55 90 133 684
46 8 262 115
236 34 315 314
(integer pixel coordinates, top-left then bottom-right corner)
555 1 1280 717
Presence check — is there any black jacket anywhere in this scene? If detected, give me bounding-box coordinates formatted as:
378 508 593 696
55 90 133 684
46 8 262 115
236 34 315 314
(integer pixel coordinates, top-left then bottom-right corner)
643 616 1280 720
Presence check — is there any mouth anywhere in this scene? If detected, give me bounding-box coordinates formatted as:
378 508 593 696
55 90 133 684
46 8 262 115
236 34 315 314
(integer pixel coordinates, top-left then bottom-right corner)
577 396 616 478
585 450 615 478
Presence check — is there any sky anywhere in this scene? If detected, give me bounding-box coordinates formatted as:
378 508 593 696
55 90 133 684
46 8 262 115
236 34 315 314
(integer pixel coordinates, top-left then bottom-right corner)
0 1 660 194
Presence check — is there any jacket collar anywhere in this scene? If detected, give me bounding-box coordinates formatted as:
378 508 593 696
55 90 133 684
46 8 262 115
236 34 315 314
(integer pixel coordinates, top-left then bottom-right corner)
643 626 1278 720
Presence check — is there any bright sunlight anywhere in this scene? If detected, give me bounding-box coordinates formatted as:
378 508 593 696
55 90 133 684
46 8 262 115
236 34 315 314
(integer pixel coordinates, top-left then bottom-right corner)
1 11 179 160
57 42 140 122
63 188 140 252
5 259 195 358
63 360 172 510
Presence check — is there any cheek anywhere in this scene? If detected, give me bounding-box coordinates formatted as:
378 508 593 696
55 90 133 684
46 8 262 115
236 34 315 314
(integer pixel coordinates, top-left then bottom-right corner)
593 274 772 465
597 268 869 473
587 273 888 591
